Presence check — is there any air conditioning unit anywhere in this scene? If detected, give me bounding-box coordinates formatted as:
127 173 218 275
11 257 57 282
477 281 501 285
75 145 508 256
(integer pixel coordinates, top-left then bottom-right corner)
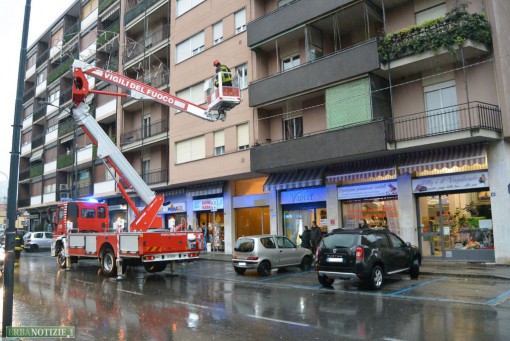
59 184 68 191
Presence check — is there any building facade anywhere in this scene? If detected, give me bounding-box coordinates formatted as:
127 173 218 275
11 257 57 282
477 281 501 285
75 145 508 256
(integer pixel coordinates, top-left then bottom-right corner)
18 0 510 264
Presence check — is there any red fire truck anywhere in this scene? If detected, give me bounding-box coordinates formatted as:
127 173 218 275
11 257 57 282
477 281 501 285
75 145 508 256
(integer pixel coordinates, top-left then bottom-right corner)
50 60 241 277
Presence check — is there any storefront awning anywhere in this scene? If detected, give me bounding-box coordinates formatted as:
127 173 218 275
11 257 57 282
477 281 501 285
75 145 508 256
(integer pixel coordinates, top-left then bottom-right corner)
187 181 224 197
326 158 396 184
398 144 487 174
263 168 324 191
29 149 43 162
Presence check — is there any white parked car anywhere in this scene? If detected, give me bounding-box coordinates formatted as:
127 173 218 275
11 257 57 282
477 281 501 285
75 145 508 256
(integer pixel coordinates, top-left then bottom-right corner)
232 235 313 276
23 232 53 252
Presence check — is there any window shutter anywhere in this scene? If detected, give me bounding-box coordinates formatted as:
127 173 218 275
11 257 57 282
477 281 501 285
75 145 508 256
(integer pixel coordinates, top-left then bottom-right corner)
237 123 249 148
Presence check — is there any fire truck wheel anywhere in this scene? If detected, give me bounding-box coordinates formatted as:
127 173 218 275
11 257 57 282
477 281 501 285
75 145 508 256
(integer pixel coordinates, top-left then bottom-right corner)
143 262 167 273
100 247 117 277
56 246 67 269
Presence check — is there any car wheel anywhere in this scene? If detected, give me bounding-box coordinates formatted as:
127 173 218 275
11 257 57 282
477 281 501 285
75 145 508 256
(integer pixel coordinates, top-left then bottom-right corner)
257 261 271 276
234 266 246 275
368 265 384 290
410 258 420 279
318 274 334 287
144 262 167 273
56 246 67 269
299 256 313 271
100 247 117 277
30 244 38 252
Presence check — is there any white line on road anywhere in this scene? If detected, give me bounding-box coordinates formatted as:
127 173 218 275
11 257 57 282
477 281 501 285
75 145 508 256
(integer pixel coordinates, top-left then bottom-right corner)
246 314 310 327
116 289 144 296
73 279 95 285
173 300 213 309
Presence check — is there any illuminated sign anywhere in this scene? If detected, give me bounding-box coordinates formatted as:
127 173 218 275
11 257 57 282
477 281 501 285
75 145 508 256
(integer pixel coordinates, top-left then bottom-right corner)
193 197 224 211
281 187 326 204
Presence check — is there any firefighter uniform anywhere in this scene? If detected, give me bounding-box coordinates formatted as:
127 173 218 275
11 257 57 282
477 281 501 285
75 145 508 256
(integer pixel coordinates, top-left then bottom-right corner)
15 232 24 262
213 60 232 87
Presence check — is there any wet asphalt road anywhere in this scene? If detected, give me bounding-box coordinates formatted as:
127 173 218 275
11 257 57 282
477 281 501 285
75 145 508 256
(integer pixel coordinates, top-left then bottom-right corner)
2 251 510 340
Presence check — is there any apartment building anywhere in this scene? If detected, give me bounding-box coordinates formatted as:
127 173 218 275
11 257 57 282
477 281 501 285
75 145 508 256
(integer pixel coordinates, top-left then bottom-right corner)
18 0 510 264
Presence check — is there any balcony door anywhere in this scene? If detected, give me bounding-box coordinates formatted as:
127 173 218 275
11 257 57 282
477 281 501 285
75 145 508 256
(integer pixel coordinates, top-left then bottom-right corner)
424 81 458 135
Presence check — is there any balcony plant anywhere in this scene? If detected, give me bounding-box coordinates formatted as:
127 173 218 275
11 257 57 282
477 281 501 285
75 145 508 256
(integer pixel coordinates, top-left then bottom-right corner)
378 4 492 64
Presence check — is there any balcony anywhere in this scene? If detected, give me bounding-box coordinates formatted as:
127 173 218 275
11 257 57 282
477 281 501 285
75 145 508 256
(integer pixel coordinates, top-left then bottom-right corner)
58 118 75 137
251 119 388 173
96 20 120 50
36 49 49 67
47 57 74 85
63 22 80 44
378 7 492 78
31 132 45 149
120 118 168 148
57 153 74 169
99 0 118 15
76 182 93 198
19 168 30 182
142 168 167 185
249 40 380 107
124 24 170 64
30 164 43 178
386 102 502 148
45 125 59 145
248 0 352 48
124 0 159 26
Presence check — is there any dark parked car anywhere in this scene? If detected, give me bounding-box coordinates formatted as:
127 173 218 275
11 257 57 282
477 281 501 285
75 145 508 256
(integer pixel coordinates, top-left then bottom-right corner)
316 228 421 290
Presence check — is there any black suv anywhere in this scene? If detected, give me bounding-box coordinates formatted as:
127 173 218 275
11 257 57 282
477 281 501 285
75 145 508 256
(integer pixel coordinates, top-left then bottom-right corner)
316 228 421 290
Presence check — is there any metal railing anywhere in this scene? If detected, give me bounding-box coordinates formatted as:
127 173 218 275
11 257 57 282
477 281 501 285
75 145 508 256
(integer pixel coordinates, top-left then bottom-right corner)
19 168 30 181
99 0 118 14
32 106 46 122
30 164 43 178
32 133 45 149
385 101 502 143
57 153 74 169
36 49 49 66
47 57 74 85
63 22 80 44
23 85 35 102
142 168 168 185
120 118 168 146
96 20 120 49
60 86 73 105
124 24 170 63
125 0 159 25
58 118 75 137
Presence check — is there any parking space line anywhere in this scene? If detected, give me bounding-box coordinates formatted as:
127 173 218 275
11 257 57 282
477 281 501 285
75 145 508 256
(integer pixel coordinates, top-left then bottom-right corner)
484 289 510 305
254 270 314 282
246 314 310 327
396 294 477 305
386 276 448 296
174 300 213 309
116 289 144 296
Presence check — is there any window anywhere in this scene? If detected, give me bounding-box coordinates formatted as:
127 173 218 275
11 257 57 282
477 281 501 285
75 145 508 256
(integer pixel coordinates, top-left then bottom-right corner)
175 31 204 63
143 114 151 138
51 27 63 48
237 123 249 151
235 9 246 34
98 207 106 219
43 182 56 194
37 69 47 85
175 135 205 164
424 80 458 135
388 233 406 248
276 236 296 249
142 159 150 180
81 0 98 19
214 130 225 156
278 0 294 7
283 116 303 140
213 21 223 45
176 0 204 17
260 237 276 249
416 3 446 25
175 82 204 111
48 89 60 103
282 54 300 71
236 64 248 89
82 208 96 218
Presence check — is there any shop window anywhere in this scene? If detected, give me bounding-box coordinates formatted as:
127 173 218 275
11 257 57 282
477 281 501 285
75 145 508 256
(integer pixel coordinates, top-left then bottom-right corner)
342 199 399 233
235 207 269 238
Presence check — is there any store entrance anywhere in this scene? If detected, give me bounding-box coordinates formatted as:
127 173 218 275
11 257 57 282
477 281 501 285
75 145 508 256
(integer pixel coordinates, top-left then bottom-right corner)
418 191 494 260
283 205 326 246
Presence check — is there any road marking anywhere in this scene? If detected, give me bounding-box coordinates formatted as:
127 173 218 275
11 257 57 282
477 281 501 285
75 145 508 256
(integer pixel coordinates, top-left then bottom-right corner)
387 276 448 296
254 270 314 282
484 288 510 305
174 300 213 309
246 315 309 327
396 294 477 305
116 289 144 296
73 279 95 285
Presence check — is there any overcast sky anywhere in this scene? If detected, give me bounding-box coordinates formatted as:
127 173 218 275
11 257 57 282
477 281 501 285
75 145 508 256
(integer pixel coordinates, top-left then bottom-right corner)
0 0 75 189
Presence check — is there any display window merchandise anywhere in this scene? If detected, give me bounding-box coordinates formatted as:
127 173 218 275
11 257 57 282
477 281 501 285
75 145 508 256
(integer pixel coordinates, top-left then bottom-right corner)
283 205 327 246
194 197 225 252
342 198 399 233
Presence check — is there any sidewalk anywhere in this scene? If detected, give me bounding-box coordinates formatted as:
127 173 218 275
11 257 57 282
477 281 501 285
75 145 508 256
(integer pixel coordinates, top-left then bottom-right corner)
199 252 510 280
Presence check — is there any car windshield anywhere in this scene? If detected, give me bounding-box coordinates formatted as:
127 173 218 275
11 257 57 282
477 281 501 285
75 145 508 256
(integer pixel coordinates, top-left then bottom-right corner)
322 234 358 248
234 238 254 252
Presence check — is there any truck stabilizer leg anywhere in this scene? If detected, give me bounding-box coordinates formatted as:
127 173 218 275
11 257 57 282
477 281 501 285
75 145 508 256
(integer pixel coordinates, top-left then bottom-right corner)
116 258 124 281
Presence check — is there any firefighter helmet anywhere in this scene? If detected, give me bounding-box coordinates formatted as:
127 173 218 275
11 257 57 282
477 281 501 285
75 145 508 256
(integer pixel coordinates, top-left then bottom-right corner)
213 59 220 66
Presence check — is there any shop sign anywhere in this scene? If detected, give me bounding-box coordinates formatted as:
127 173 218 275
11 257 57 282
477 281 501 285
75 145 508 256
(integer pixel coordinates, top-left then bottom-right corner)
338 181 398 200
160 202 185 213
281 187 326 204
193 197 224 211
412 171 489 193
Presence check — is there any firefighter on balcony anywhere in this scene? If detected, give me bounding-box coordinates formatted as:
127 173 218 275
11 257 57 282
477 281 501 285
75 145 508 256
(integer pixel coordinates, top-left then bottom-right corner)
213 60 232 87
14 230 24 263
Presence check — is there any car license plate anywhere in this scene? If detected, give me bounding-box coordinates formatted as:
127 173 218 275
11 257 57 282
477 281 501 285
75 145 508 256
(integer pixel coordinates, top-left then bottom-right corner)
327 257 343 263
238 262 246 266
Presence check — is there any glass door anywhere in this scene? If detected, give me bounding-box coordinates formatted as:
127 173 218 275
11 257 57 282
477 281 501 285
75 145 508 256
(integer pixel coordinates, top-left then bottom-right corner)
418 195 451 258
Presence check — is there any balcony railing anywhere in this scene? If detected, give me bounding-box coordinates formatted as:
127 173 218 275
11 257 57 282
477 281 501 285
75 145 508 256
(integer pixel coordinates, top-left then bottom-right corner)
76 182 93 197
33 106 46 122
30 164 43 178
57 153 74 169
32 133 45 149
60 86 73 105
125 0 158 25
19 168 30 181
99 0 117 14
137 72 168 88
47 57 74 85
36 49 49 66
97 20 120 49
124 24 170 62
378 6 492 64
385 102 502 143
58 118 75 137
18 198 30 208
23 85 35 102
63 22 80 44
142 168 167 185
120 118 168 146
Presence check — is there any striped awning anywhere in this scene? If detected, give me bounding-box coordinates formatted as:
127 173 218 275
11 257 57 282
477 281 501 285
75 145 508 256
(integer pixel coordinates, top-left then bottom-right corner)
263 168 324 191
187 181 224 197
29 149 43 162
326 158 396 184
399 144 487 174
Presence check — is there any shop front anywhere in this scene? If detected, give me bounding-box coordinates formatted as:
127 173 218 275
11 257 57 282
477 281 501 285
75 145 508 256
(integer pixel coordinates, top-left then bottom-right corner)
338 181 400 233
160 201 187 231
281 187 327 246
413 171 494 261
193 197 224 252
